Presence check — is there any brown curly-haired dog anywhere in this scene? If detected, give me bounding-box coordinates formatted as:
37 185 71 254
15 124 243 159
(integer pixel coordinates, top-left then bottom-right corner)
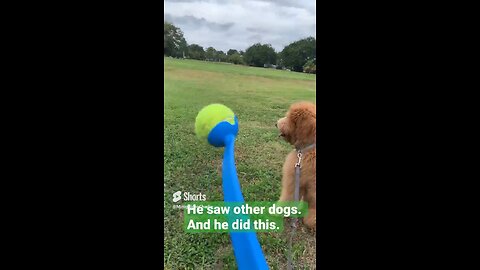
276 101 316 229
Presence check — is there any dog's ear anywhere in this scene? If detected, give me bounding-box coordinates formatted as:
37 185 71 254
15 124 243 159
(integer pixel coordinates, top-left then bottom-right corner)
288 102 316 146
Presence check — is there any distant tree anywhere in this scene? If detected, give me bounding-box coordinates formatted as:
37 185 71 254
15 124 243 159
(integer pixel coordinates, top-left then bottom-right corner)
303 58 316 74
243 43 277 67
239 50 245 56
227 49 239 56
205 47 216 61
227 53 244 65
216 50 227 62
275 52 284 69
187 44 205 60
164 22 187 58
279 37 316 72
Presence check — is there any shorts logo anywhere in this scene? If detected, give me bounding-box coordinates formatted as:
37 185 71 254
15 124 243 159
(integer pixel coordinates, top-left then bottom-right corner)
173 191 182 203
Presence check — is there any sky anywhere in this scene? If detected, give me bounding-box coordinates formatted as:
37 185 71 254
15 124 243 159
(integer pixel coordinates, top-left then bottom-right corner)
164 0 316 52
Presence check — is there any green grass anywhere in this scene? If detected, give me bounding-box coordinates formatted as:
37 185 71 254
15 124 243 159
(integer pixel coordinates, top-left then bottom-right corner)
164 58 316 269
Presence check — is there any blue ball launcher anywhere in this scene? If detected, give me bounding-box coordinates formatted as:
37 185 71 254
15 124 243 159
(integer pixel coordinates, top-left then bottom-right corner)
207 115 269 270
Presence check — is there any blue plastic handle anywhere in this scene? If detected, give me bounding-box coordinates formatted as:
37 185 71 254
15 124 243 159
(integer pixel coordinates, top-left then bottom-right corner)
208 116 269 270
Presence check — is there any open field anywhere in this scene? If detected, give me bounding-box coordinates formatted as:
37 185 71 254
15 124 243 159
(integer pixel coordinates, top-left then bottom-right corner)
164 58 316 269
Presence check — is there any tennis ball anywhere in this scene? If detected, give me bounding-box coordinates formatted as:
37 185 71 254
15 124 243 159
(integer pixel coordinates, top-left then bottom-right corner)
195 104 235 141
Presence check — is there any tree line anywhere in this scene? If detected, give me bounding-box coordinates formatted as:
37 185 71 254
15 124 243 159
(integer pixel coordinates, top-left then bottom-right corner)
164 22 316 74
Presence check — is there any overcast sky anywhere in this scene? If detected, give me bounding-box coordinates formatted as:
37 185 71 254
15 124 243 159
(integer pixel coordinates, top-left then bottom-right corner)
164 0 316 52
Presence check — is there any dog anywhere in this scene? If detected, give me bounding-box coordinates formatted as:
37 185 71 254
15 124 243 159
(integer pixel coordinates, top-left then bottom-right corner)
276 101 316 229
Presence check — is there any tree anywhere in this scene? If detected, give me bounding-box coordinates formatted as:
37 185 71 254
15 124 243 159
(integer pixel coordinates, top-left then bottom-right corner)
205 47 216 61
276 52 284 69
164 22 187 58
227 53 244 65
187 44 205 60
227 49 239 56
279 37 316 72
303 58 316 74
243 43 277 67
216 50 227 62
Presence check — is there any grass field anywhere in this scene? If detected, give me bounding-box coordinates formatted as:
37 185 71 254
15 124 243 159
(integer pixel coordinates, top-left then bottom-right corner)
164 58 316 269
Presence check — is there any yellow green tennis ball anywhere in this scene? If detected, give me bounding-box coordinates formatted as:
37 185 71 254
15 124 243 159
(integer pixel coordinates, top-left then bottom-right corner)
195 104 235 141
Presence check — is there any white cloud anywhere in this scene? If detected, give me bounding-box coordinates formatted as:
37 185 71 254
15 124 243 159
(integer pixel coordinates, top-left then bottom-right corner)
164 0 316 52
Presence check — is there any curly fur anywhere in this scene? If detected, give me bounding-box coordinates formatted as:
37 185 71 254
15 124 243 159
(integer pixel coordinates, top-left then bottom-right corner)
276 101 316 229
